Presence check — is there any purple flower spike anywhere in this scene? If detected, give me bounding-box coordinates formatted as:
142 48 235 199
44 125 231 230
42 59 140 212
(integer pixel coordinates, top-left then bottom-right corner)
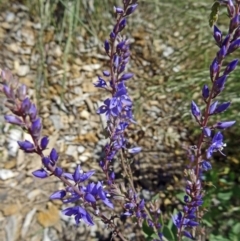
224 59 239 75
40 136 49 150
126 3 138 16
18 140 35 152
128 146 142 154
191 101 201 117
214 120 236 129
202 84 209 99
4 115 23 126
50 190 66 200
50 148 59 162
213 25 222 45
32 168 48 178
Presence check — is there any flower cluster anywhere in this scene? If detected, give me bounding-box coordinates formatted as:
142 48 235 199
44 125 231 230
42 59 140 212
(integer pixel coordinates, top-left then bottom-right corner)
0 69 113 226
95 0 141 182
173 0 239 239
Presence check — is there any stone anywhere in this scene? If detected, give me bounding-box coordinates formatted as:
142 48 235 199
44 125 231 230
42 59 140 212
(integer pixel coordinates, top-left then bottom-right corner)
77 145 85 154
5 12 15 22
17 65 30 76
80 109 90 120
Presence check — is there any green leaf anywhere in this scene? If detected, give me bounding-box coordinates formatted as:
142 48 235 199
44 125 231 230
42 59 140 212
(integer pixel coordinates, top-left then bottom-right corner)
217 191 233 201
162 226 175 241
209 1 220 27
176 192 185 202
232 222 240 234
142 220 154 237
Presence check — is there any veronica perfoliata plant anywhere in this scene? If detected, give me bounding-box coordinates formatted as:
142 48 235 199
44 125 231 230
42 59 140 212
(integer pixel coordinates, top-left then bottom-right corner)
172 0 239 240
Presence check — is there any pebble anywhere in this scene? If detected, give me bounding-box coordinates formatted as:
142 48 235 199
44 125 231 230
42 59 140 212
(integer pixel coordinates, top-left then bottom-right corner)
5 12 15 22
0 169 17 180
17 65 30 76
77 145 85 153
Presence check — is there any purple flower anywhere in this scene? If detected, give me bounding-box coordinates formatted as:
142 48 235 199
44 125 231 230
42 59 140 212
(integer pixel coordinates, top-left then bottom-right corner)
213 25 222 45
104 40 110 53
191 101 201 117
209 101 218 114
128 146 142 154
217 45 226 61
62 206 94 226
50 190 66 200
21 97 31 114
214 102 231 114
201 161 212 171
40 136 49 150
18 140 35 152
31 117 42 139
202 84 209 99
94 76 107 88
210 58 219 81
32 169 48 178
213 75 228 96
203 127 211 137
28 103 37 121
120 73 134 81
207 132 225 159
172 212 182 229
4 115 23 125
224 59 239 75
50 148 59 162
182 230 195 240
228 38 240 54
126 3 138 16
214 120 236 129
229 14 240 33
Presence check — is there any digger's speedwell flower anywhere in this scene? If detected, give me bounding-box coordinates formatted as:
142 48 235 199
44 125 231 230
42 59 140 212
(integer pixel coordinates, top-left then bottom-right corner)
95 1 141 184
174 0 238 240
1 69 114 226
